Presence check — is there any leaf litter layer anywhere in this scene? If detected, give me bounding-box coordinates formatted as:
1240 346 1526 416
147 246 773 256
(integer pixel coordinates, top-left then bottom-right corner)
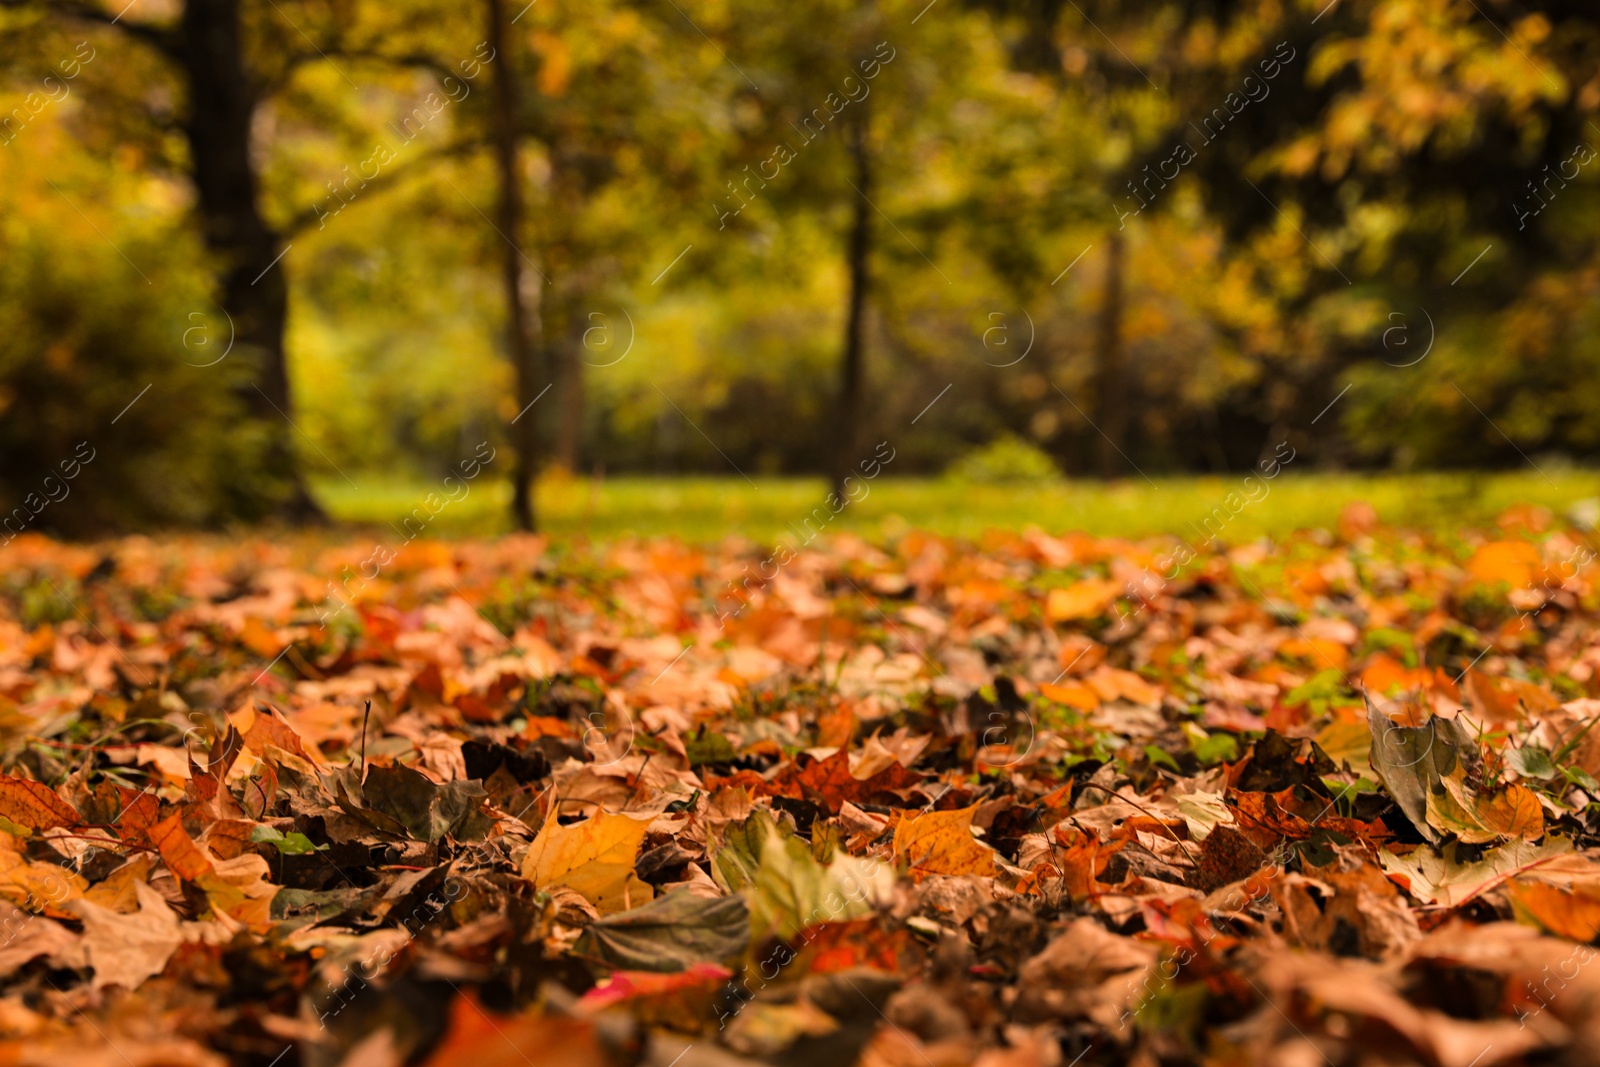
1 506 1600 1065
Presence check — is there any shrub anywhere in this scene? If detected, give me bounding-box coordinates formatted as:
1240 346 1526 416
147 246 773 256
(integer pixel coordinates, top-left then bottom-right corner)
945 434 1061 484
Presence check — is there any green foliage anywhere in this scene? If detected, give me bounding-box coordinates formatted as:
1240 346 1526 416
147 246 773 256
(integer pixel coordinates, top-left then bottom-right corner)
946 434 1061 484
5 0 1600 528
0 132 279 533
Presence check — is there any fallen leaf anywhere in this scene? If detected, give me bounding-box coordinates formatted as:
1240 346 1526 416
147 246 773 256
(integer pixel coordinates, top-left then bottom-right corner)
766 749 923 815
419 993 609 1067
66 881 182 991
521 809 654 914
1506 878 1600 941
1046 579 1121 622
715 811 890 941
1466 540 1540 588
1380 836 1574 907
0 776 79 832
573 889 748 972
1427 778 1544 844
1366 698 1475 844
893 805 997 880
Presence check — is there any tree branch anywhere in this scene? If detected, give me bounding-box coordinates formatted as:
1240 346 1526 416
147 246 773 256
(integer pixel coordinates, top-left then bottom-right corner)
0 0 179 59
278 135 485 239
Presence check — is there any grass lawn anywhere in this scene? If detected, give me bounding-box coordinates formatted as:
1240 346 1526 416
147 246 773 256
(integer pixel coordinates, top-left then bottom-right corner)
312 468 1600 545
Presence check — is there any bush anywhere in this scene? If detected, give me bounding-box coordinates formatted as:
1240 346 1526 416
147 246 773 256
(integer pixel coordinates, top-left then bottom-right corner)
0 140 280 536
945 434 1061 484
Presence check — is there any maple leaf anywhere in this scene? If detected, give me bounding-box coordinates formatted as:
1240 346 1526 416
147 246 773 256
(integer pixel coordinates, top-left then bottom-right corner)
893 804 997 880
1380 836 1574 907
1426 777 1544 844
521 809 654 914
0 775 79 832
765 748 923 814
713 810 890 941
149 814 277 924
65 881 182 991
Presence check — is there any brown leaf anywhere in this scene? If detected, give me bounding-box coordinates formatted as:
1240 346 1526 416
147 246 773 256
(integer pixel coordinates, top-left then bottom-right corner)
65 881 182 991
0 776 79 832
766 748 923 815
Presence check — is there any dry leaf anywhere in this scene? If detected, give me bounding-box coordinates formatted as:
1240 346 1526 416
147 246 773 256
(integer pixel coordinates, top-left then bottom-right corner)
894 805 997 880
521 809 654 914
0 776 79 832
66 881 182 991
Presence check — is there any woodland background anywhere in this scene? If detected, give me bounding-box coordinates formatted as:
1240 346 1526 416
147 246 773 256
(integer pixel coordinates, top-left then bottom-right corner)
3 0 1600 534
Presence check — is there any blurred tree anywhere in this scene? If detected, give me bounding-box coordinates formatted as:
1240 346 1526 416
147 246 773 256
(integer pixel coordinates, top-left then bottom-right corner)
0 120 269 534
484 0 543 531
0 0 349 518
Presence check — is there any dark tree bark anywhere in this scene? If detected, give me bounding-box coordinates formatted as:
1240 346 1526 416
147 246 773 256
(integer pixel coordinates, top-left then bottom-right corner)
487 0 544 531
1094 228 1129 480
554 309 586 472
177 0 323 520
831 113 872 502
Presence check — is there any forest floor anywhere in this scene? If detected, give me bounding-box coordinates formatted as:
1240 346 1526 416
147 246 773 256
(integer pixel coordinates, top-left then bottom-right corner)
1 501 1600 1065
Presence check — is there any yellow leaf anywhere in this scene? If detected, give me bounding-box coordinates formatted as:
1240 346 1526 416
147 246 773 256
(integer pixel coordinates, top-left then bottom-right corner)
893 804 996 880
522 810 654 914
0 849 86 918
1045 580 1120 622
1427 777 1544 844
83 856 155 914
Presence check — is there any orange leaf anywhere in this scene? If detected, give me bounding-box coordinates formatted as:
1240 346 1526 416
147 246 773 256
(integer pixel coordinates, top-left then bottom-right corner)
1040 680 1100 711
816 704 857 748
798 919 908 973
521 809 653 914
893 804 997 880
421 994 609 1067
1281 637 1349 671
1360 654 1430 696
1046 579 1121 622
149 814 214 883
1087 667 1162 707
116 791 161 847
1506 879 1600 941
237 616 284 658
1466 540 1539 588
0 775 79 831
241 706 317 762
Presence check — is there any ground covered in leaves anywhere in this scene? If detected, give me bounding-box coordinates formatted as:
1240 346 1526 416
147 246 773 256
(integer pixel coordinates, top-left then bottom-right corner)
4 506 1600 1066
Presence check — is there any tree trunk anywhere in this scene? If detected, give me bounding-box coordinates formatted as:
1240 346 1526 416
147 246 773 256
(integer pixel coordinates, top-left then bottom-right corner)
487 0 544 531
831 113 872 502
554 309 585 472
1094 228 1128 480
178 0 323 521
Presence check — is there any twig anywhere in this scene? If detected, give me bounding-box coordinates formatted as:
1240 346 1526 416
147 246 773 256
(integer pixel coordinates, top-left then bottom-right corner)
359 700 372 783
1074 781 1200 869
